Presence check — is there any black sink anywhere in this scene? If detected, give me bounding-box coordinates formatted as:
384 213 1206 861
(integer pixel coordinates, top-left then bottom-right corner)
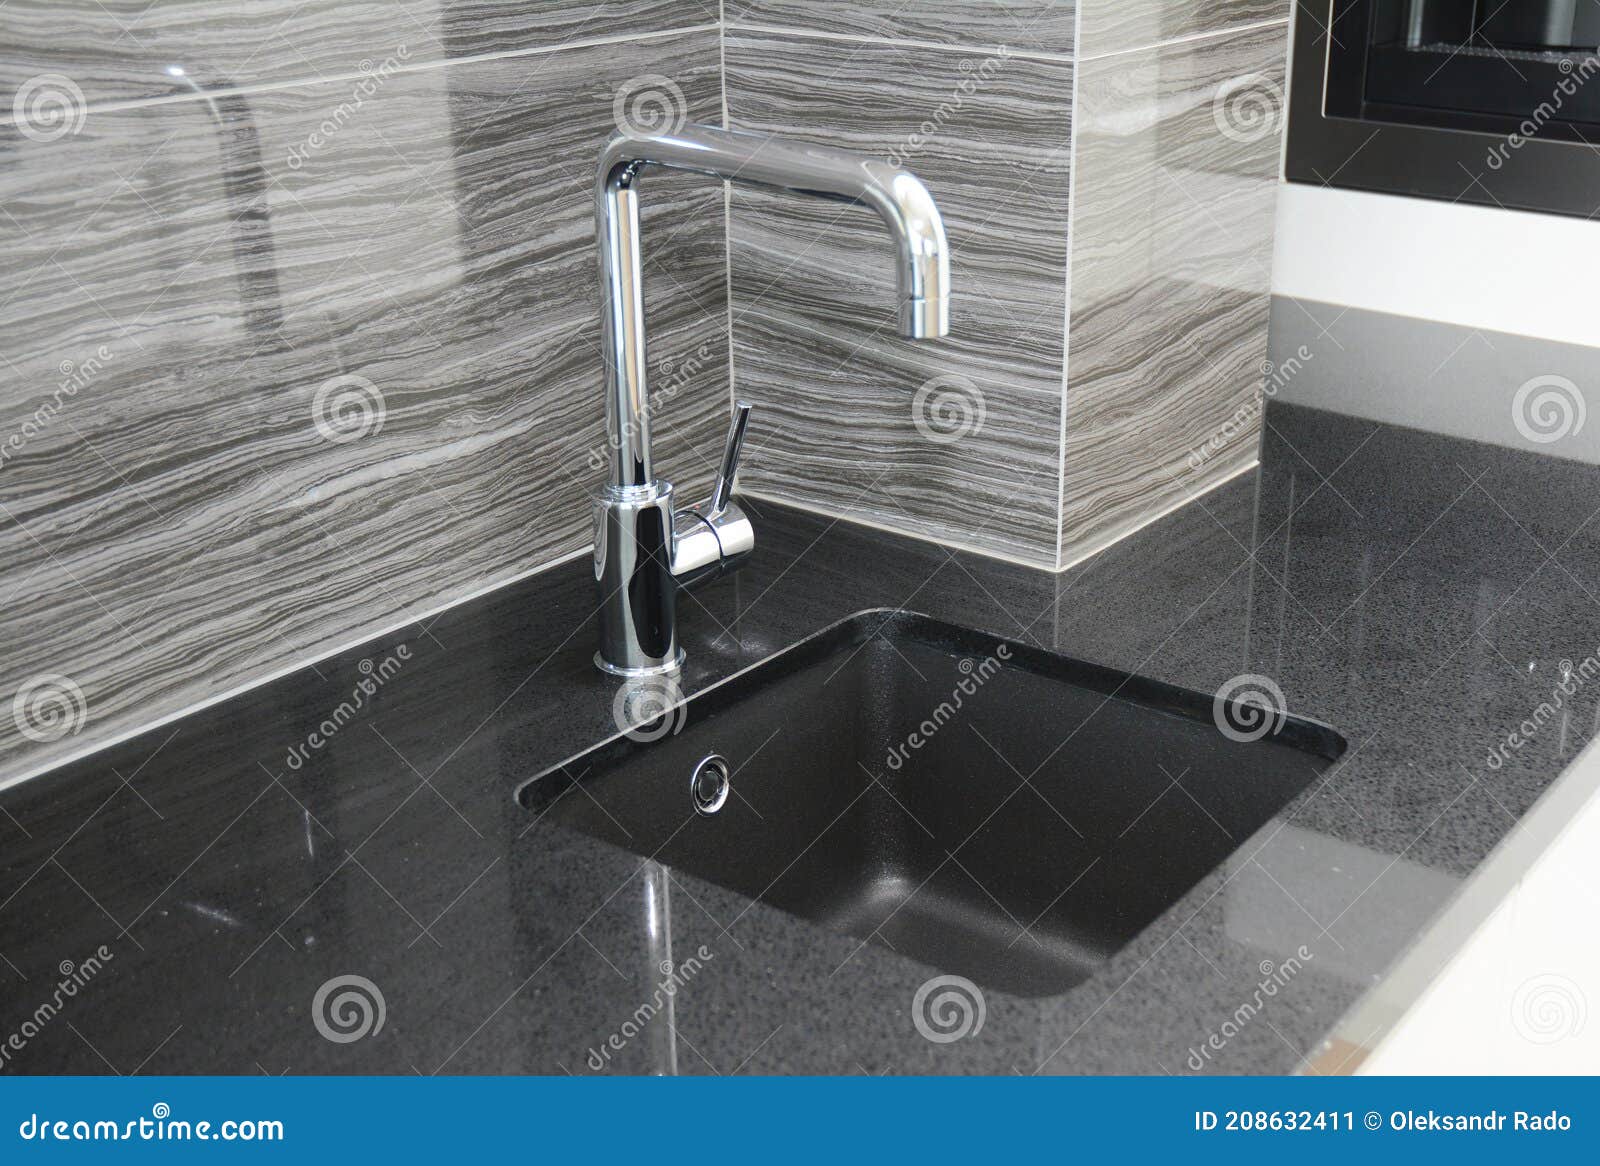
521 611 1344 997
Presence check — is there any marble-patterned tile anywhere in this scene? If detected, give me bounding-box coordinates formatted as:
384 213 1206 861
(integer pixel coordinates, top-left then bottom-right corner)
725 1 1077 56
1060 21 1287 563
1077 0 1290 59
0 1 719 110
0 29 727 778
724 32 1072 566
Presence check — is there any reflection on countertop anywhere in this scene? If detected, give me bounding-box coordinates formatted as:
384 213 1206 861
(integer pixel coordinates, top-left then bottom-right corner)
3 400 1598 1075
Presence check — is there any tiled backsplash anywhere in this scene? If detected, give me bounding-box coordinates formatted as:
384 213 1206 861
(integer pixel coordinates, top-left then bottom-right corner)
727 1 1288 566
725 29 1074 563
0 13 728 780
1062 19 1284 561
1 1 1289 780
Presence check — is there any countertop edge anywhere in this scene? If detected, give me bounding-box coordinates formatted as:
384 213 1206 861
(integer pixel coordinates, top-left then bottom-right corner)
1309 733 1600 1073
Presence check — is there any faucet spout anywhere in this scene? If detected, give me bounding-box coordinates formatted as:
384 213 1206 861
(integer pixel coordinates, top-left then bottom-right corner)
596 124 950 491
591 123 951 676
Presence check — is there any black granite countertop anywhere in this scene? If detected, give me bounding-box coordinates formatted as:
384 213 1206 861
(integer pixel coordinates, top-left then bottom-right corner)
4 401 1598 1075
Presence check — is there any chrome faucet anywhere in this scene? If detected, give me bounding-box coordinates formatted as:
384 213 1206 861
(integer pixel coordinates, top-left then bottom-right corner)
592 123 951 676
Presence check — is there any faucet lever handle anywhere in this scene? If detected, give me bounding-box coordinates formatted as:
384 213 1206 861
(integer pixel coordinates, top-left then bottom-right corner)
708 400 753 519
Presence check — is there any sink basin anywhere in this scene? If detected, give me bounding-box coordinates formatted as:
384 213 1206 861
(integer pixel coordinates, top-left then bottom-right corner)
521 610 1345 997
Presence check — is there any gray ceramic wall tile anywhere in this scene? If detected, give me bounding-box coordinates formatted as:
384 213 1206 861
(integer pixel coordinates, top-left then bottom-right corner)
0 29 727 777
0 1 719 109
725 1 1077 56
1060 22 1286 562
724 32 1072 566
1077 0 1289 58
1269 296 1600 465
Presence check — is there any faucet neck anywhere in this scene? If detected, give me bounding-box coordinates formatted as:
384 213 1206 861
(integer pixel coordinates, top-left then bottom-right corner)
599 167 654 490
594 124 951 492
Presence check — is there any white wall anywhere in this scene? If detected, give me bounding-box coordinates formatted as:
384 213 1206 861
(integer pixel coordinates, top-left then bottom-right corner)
1271 183 1600 349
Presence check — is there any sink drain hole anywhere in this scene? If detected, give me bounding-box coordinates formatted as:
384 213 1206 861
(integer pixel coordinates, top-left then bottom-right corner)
691 754 730 816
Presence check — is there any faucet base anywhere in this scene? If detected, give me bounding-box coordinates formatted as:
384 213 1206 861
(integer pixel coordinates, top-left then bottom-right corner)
594 650 684 679
593 481 682 677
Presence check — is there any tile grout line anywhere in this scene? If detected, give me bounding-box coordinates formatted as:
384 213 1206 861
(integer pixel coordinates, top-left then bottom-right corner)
743 455 1257 577
0 544 593 797
0 22 724 128
1074 16 1293 62
723 20 1071 61
6 439 1224 797
720 0 739 422
1053 0 1085 571
738 487 1057 571
724 16 1291 65
1056 457 1261 574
